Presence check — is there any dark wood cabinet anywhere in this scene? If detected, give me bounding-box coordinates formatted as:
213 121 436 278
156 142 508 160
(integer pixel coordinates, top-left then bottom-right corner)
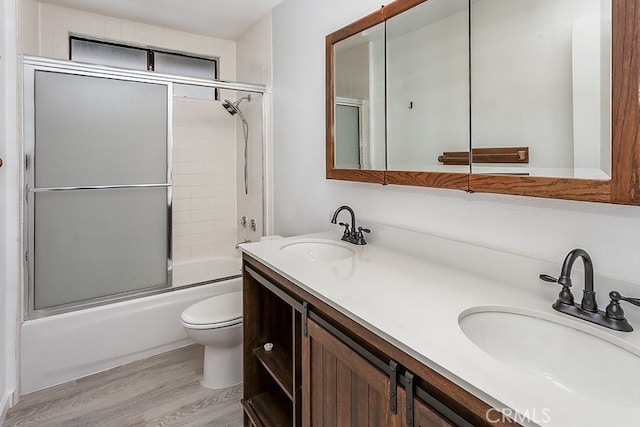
303 317 396 426
412 398 455 427
241 260 297 426
241 254 520 427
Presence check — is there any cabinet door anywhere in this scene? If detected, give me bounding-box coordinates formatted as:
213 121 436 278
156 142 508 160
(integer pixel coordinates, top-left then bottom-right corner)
414 399 455 427
302 318 401 427
397 387 455 427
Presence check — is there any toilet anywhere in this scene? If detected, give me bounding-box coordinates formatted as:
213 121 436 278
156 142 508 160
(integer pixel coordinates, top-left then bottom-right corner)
181 291 243 389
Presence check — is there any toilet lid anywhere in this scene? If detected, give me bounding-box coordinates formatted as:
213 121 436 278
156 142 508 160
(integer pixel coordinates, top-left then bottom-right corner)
181 291 242 326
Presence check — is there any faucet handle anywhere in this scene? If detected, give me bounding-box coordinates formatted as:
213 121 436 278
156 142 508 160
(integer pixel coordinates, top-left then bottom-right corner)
603 291 637 331
605 291 640 321
616 292 640 307
354 226 370 245
608 291 640 308
606 291 640 321
539 273 574 305
539 274 558 283
338 222 351 236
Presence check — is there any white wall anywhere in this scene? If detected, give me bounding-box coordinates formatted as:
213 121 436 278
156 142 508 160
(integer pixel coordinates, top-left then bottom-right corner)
18 0 39 55
1 0 19 417
37 3 236 80
271 0 640 286
336 44 370 101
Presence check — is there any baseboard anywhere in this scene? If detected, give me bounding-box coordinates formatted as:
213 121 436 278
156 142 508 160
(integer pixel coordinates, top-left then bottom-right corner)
0 391 11 425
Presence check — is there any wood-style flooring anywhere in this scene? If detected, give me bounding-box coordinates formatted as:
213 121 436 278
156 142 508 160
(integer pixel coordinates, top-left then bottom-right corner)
3 344 243 427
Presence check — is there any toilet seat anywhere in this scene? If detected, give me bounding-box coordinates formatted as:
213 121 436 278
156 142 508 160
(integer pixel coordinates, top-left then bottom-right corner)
181 291 242 330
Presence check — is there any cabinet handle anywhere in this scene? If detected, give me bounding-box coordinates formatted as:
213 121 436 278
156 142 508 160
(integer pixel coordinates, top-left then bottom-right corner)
302 301 309 337
405 371 415 427
389 360 398 414
0 157 3 168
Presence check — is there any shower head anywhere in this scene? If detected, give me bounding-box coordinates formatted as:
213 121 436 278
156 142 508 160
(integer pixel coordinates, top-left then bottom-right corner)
222 95 251 116
222 100 239 115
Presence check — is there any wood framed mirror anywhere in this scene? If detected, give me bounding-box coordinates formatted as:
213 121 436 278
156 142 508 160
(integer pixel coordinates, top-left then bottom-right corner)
326 0 640 205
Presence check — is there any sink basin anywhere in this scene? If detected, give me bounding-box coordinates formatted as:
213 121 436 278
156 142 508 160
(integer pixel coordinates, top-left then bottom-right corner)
279 239 355 261
459 307 640 406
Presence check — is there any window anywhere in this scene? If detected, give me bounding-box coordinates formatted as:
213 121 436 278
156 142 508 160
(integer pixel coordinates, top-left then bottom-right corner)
70 37 218 100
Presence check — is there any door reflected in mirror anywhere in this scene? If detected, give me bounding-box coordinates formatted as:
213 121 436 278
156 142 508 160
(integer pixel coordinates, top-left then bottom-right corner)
471 0 611 179
335 99 365 169
334 22 386 170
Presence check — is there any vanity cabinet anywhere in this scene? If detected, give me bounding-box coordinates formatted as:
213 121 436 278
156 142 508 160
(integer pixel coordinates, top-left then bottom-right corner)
304 317 454 427
304 317 396 425
241 253 520 427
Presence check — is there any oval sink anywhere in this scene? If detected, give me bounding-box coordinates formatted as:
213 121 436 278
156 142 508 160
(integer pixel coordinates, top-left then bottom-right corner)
459 308 640 406
280 239 355 261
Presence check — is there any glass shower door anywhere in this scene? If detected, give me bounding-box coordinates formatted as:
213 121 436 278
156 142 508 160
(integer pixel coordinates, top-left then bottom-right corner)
27 69 171 314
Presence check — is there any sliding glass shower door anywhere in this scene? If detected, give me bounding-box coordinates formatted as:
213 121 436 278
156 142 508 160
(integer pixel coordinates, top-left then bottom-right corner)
26 68 172 315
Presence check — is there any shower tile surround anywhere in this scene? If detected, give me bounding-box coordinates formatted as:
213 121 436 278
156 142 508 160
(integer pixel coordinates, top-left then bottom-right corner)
24 2 272 265
173 98 238 262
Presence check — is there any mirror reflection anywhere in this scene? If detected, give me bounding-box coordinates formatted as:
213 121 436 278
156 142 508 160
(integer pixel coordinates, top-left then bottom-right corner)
334 22 386 170
386 0 469 173
471 0 611 178
330 0 612 180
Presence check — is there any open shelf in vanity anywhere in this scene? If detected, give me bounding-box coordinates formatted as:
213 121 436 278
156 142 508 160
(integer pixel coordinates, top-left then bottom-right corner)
252 345 293 399
241 259 302 426
241 391 292 427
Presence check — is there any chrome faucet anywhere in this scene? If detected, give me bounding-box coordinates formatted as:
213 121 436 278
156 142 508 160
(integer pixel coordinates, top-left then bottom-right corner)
330 205 370 245
540 248 638 332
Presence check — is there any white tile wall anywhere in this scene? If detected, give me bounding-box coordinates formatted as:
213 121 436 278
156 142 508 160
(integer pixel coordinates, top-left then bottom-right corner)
173 98 237 261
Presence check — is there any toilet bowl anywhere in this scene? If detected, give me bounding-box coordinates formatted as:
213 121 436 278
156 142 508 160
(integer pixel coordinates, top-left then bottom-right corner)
181 290 243 389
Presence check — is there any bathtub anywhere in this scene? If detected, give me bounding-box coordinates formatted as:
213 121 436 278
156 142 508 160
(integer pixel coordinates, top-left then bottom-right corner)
172 256 242 288
20 256 242 394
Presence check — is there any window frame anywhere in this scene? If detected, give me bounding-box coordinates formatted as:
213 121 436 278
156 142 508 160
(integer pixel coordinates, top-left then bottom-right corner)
69 36 219 99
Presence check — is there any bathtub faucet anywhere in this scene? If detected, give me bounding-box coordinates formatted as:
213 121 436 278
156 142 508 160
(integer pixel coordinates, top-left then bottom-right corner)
235 239 251 249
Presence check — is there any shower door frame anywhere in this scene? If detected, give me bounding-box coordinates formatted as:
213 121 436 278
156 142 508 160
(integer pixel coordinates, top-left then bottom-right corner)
23 56 268 319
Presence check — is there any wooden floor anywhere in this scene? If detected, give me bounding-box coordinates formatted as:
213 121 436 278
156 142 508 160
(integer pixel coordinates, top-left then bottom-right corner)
3 345 243 427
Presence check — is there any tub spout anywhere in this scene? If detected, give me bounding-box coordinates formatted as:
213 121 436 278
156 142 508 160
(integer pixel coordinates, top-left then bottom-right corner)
235 239 251 249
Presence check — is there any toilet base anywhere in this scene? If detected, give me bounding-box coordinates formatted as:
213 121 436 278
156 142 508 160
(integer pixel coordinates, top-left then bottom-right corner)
202 342 243 389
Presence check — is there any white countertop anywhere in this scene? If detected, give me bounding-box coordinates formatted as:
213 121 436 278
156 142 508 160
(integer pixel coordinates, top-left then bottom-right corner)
240 225 640 426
